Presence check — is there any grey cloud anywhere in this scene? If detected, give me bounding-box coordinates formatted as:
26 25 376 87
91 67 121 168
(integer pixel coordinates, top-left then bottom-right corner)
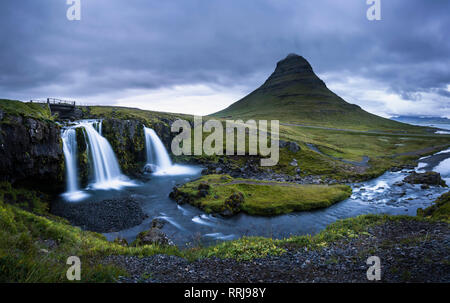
0 0 448 114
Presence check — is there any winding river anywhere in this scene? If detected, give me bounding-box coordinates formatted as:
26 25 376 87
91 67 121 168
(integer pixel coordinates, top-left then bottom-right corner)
100 149 449 246
58 120 450 247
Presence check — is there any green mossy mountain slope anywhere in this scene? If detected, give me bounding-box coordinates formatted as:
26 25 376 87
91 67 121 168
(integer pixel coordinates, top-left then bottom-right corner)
212 54 426 132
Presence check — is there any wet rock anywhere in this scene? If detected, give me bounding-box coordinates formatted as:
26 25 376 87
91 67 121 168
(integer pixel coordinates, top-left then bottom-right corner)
151 218 166 229
169 187 194 205
114 237 129 247
288 142 301 153
403 171 447 187
279 140 301 153
135 225 173 246
143 163 157 173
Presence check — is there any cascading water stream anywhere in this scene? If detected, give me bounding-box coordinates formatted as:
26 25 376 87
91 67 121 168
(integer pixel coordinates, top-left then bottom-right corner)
144 127 172 170
62 128 78 193
61 128 88 201
79 121 134 190
144 126 197 175
61 120 135 201
81 122 122 186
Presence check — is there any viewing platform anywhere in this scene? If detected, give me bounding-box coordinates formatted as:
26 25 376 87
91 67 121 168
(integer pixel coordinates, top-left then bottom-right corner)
30 98 81 119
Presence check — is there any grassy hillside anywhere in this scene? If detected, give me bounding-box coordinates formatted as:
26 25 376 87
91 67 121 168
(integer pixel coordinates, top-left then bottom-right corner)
81 105 191 125
0 99 53 120
212 54 428 132
82 104 448 181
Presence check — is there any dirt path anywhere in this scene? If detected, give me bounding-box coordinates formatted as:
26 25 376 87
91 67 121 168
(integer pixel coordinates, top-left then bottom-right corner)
391 144 450 158
306 143 370 167
220 180 314 187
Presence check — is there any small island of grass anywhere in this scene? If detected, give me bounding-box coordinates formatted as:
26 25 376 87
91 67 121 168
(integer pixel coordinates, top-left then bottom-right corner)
170 174 352 216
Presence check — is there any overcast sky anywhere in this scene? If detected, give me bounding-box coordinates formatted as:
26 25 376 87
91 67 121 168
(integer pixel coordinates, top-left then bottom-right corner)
1 0 449 117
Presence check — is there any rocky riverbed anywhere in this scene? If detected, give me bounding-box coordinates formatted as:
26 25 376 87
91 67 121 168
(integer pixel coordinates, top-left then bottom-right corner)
103 218 449 283
52 197 147 233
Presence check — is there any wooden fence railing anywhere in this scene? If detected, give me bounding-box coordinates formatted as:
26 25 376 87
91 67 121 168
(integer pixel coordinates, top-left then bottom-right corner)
30 98 76 107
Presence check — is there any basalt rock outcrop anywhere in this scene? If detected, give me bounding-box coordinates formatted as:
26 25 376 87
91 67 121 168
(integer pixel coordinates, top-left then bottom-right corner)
279 140 301 153
101 118 175 175
75 127 90 188
101 118 147 175
0 113 64 192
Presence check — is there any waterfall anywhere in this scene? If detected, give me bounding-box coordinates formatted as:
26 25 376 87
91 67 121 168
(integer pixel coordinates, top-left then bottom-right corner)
62 128 78 193
61 128 88 201
61 120 134 201
144 127 172 170
79 121 132 190
144 126 198 176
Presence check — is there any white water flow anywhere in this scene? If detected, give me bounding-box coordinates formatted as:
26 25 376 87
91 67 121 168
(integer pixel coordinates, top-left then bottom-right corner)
62 128 78 193
80 121 133 190
61 128 88 201
144 126 198 175
144 127 172 170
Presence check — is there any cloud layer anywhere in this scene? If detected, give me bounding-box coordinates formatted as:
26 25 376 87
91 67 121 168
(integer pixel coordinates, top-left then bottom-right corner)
0 0 449 116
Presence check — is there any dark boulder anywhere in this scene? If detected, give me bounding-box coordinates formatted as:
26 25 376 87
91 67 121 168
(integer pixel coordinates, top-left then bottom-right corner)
135 220 173 246
169 187 194 205
279 140 301 153
143 163 157 173
197 182 210 197
101 118 146 175
288 142 301 153
403 172 447 187
113 237 129 247
222 192 245 216
151 218 165 229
